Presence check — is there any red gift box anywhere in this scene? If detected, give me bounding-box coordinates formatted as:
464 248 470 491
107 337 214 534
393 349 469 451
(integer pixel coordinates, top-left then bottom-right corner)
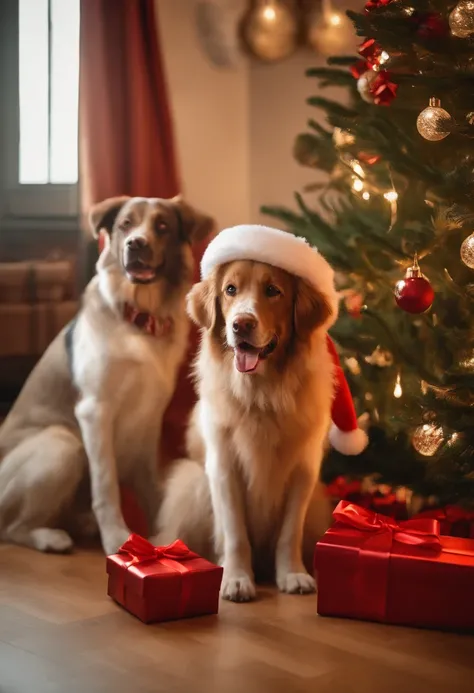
314 501 474 631
413 505 474 539
107 534 223 623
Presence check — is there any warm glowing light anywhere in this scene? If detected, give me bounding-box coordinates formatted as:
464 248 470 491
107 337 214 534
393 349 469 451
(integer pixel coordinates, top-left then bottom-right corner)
379 50 390 64
362 191 370 200
384 190 398 202
262 5 276 21
352 178 364 192
329 12 342 26
351 160 365 178
394 373 402 398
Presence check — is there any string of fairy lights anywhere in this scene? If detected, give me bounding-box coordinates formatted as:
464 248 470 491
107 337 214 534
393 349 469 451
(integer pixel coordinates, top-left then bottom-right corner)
246 1 474 461
331 1 474 459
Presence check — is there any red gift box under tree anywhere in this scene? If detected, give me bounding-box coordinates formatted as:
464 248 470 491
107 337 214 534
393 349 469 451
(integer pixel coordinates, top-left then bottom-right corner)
314 501 474 631
107 534 223 624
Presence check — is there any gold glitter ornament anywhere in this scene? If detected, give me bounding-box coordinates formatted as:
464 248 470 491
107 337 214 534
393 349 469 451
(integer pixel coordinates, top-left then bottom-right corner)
412 424 444 457
307 1 354 57
416 98 453 141
460 232 474 269
449 1 474 38
242 0 298 62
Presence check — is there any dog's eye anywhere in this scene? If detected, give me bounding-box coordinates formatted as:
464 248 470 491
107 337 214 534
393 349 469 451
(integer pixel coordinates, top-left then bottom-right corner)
120 218 132 231
225 284 237 296
265 284 281 297
156 221 168 233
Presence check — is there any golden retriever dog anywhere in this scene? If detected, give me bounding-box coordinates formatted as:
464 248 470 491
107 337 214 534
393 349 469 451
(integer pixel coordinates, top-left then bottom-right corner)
0 196 214 556
156 225 360 601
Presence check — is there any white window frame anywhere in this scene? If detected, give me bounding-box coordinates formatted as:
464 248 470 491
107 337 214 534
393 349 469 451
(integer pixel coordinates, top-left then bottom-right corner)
0 0 79 234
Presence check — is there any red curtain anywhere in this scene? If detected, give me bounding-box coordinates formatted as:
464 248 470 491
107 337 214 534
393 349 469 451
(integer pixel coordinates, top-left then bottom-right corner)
79 0 180 207
79 0 207 535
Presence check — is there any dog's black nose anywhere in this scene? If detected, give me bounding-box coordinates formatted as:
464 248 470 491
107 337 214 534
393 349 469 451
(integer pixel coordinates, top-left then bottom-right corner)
233 315 257 335
126 236 148 251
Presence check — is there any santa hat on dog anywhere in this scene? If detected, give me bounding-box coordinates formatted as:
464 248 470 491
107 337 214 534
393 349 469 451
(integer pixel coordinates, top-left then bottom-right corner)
201 224 368 456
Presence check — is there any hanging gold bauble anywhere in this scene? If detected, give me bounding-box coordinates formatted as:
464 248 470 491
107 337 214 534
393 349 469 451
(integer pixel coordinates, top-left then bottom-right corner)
460 232 474 269
333 127 356 149
412 424 444 457
449 1 474 38
357 70 378 104
242 1 298 62
416 98 453 141
307 6 354 58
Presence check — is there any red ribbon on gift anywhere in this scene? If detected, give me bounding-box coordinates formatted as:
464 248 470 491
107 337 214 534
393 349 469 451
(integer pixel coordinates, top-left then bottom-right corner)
119 535 196 564
118 535 198 617
332 501 441 621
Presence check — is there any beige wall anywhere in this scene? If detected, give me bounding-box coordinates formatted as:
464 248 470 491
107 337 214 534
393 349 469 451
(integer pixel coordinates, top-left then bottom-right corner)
157 0 359 229
157 0 250 230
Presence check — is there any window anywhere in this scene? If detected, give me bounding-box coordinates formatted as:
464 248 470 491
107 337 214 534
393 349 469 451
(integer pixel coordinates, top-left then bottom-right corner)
0 0 80 230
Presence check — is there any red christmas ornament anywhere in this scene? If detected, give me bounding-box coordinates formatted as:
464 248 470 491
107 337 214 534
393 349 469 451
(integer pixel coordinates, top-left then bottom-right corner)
394 256 434 314
365 0 393 12
358 38 382 67
371 71 398 106
351 59 370 79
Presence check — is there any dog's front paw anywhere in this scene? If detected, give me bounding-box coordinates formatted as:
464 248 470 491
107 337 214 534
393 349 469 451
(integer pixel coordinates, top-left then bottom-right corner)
221 571 256 602
277 571 316 595
101 527 131 556
31 528 74 553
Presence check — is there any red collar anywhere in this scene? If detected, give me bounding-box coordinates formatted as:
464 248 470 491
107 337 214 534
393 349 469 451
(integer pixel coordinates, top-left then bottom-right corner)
123 303 173 337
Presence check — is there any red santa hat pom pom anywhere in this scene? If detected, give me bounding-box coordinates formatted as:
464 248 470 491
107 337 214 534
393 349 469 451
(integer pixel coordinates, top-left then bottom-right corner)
326 336 369 456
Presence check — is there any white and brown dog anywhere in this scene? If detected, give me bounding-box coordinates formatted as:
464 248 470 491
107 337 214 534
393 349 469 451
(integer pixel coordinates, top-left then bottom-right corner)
0 196 214 555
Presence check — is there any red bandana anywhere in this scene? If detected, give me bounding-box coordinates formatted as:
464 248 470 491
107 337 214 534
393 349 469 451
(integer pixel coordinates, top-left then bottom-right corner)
123 303 173 337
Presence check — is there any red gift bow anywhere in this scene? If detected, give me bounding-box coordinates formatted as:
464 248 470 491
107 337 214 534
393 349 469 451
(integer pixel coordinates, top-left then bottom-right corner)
332 501 441 621
119 534 197 564
118 535 198 617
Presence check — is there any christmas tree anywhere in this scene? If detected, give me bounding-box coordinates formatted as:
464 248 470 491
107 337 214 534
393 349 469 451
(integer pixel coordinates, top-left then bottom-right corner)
263 0 474 508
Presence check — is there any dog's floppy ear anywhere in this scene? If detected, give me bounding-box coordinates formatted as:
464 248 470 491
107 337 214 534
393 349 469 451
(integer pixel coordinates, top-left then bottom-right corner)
171 195 215 243
89 196 131 238
187 278 218 330
294 278 333 341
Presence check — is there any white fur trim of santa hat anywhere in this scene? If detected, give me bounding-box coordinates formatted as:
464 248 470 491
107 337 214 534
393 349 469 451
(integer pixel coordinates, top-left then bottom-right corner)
201 225 339 320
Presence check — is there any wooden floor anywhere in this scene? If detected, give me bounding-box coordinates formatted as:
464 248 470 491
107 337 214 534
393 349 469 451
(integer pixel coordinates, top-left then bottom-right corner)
1 544 473 693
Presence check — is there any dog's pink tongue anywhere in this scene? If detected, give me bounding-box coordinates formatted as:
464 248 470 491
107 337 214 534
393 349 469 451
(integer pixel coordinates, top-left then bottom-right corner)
235 349 259 373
